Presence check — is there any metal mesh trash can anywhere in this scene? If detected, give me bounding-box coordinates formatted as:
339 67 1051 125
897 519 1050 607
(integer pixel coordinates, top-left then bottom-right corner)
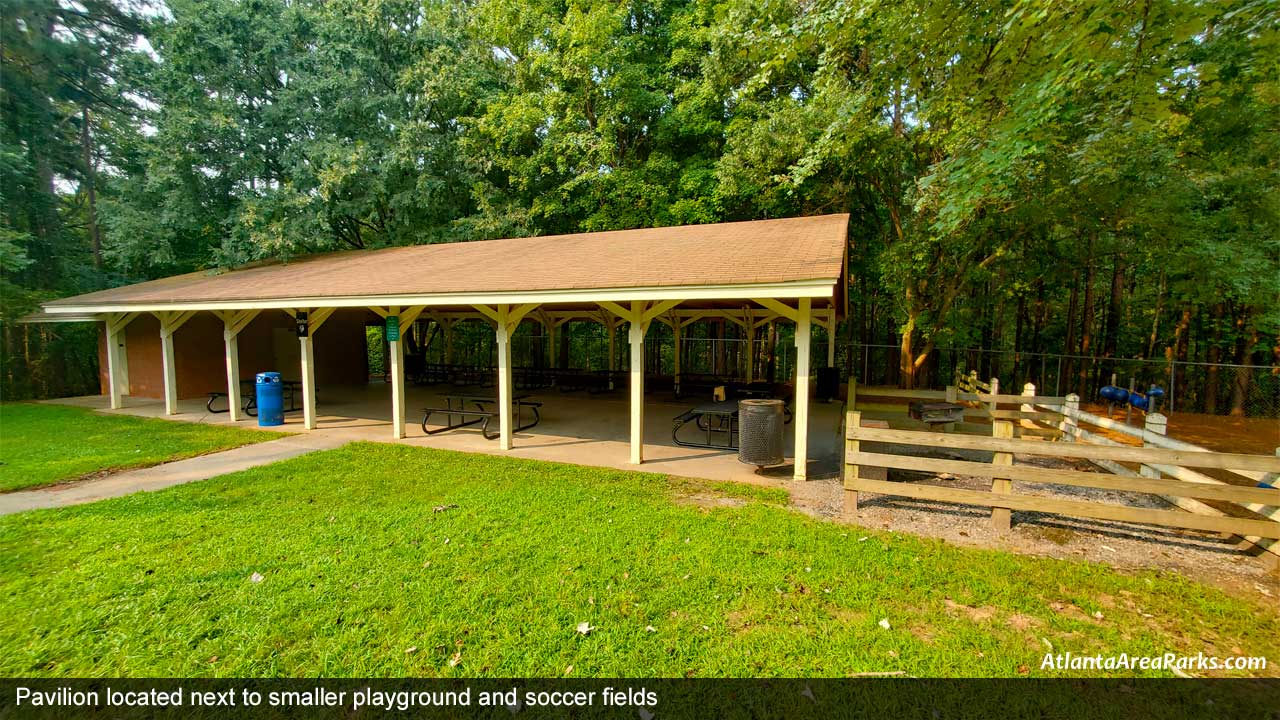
737 399 785 468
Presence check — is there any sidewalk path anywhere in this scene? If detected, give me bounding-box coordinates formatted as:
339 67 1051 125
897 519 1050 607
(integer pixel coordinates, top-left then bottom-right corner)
0 434 349 516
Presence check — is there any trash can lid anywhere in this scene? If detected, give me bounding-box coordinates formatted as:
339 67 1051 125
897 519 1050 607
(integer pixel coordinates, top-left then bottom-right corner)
739 398 784 408
256 372 281 383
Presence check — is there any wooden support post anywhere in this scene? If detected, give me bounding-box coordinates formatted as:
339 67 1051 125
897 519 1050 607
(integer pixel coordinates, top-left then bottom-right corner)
444 319 454 365
155 311 195 416
1021 383 1036 412
104 315 131 409
744 322 755 384
161 330 178 415
289 307 337 431
548 322 556 369
839 407 860 512
944 384 958 432
299 334 316 429
220 310 259 422
988 377 999 416
826 316 837 368
1140 412 1168 478
672 322 682 396
389 329 405 439
386 305 426 439
224 327 241 421
991 419 1014 531
629 306 646 464
1126 376 1136 426
496 305 513 450
793 298 812 481
1062 393 1080 442
607 319 617 390
1021 382 1036 429
844 409 861 514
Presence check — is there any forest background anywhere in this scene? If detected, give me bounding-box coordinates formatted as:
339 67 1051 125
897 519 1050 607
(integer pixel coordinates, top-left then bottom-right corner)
2 0 1277 414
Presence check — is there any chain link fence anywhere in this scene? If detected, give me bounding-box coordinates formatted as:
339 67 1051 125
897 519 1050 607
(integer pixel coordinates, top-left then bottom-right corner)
848 344 1280 419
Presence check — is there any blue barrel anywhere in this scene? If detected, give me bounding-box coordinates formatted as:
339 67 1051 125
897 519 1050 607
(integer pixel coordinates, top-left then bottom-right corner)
256 372 284 427
1099 385 1129 403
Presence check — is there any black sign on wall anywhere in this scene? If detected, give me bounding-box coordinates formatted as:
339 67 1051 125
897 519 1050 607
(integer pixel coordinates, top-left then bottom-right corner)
296 311 309 338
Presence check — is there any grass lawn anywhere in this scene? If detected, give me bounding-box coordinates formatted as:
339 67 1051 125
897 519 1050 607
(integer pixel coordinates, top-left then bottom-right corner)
0 403 286 492
0 442 1276 678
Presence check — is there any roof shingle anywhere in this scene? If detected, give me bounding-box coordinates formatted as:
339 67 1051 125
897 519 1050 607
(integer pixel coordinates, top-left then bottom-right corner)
46 214 848 308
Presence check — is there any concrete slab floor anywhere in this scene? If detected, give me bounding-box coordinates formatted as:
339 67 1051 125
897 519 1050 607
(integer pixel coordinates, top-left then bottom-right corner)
44 383 845 487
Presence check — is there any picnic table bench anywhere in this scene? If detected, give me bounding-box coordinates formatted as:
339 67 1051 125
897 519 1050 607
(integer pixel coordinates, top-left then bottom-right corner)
671 398 793 450
206 379 303 416
908 401 966 430
671 400 741 450
421 393 543 440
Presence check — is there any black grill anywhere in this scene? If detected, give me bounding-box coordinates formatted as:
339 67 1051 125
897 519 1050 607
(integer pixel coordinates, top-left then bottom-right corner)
737 399 785 468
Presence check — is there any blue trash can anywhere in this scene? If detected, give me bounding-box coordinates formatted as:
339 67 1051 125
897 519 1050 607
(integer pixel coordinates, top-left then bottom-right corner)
256 372 284 427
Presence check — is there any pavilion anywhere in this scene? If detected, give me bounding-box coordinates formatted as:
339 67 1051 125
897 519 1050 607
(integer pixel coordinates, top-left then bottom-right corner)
33 214 849 480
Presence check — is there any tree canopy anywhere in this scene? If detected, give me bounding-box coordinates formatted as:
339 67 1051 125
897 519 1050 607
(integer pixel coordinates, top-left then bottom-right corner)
2 0 1277 413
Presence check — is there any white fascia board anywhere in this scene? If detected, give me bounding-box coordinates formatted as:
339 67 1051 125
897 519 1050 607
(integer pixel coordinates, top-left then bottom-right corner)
17 313 102 324
42 279 836 315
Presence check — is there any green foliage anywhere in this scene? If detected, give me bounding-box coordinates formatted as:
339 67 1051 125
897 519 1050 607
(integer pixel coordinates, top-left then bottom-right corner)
3 0 1277 410
1 441 1276 676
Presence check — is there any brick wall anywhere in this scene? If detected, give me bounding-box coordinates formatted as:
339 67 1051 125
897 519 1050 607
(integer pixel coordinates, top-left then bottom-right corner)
98 309 371 399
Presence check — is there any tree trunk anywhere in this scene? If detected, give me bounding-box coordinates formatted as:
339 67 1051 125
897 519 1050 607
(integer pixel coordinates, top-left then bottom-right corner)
1203 303 1224 415
1145 270 1166 360
1101 254 1125 373
899 314 916 389
1165 307 1191 409
1229 315 1258 417
81 105 102 269
1063 271 1079 389
1076 240 1096 398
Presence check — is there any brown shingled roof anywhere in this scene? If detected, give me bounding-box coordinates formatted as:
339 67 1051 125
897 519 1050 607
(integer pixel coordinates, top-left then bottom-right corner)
46 214 848 308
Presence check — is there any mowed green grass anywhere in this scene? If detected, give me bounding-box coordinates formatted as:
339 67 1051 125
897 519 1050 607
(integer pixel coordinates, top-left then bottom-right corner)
0 403 286 492
0 442 1275 678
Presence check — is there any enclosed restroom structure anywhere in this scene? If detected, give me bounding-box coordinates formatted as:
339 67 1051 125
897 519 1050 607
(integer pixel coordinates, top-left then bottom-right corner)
34 215 848 479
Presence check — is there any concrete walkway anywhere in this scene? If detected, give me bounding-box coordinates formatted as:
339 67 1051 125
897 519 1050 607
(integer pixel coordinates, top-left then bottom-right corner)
0 433 349 516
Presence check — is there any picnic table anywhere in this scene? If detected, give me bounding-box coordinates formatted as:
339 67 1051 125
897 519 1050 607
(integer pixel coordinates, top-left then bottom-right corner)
671 400 741 450
206 379 302 416
421 392 543 439
671 397 794 450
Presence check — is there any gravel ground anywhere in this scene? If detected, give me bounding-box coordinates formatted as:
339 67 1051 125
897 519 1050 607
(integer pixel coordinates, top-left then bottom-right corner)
785 445 1280 604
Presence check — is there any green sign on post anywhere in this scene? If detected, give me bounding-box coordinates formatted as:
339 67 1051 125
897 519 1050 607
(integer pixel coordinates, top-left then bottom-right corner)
386 315 400 342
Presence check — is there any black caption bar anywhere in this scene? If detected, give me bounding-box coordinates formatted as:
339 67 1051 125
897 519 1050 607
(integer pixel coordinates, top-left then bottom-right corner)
1 678 1277 719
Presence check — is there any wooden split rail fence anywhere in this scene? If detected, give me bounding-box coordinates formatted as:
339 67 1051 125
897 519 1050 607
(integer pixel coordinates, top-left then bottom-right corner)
843 377 1280 570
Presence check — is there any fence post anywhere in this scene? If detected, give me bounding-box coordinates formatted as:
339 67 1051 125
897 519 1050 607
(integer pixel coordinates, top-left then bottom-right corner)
844 409 861 515
991 419 1014 531
1021 382 1035 416
1061 394 1080 443
988 377 1000 415
1126 376 1136 426
1140 413 1168 481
